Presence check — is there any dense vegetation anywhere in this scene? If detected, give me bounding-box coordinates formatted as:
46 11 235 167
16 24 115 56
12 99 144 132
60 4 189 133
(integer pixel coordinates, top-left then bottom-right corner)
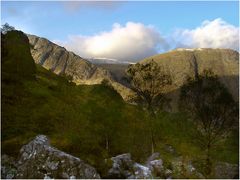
1 30 238 177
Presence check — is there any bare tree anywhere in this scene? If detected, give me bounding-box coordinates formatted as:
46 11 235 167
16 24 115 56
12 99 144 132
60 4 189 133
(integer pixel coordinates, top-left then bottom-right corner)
127 59 172 153
179 70 238 176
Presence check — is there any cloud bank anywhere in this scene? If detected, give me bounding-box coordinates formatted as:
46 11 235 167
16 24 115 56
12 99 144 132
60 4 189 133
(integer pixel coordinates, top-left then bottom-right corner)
55 19 239 62
174 18 239 50
56 22 168 61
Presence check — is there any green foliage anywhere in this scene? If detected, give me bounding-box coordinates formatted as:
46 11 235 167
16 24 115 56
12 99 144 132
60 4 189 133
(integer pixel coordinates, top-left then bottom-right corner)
179 69 238 175
127 59 172 112
1 31 238 177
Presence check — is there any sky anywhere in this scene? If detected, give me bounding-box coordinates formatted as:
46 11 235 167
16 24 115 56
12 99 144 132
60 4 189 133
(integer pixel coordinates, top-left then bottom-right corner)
1 1 239 62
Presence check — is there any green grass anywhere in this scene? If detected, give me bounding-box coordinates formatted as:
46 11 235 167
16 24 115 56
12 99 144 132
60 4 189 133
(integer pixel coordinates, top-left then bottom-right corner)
1 30 238 177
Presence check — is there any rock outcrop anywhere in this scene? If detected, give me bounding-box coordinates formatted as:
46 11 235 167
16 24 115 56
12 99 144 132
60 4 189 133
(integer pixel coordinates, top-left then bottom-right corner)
107 153 152 179
139 48 239 109
2 135 100 179
27 34 135 101
28 34 110 84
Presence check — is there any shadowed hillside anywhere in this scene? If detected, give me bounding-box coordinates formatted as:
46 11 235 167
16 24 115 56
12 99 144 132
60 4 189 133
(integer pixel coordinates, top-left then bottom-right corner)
1 31 239 179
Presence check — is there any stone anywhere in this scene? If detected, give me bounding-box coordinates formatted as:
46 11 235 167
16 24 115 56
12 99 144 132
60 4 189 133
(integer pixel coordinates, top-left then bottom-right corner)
146 152 160 164
145 153 165 178
107 153 134 178
15 135 100 179
133 163 152 179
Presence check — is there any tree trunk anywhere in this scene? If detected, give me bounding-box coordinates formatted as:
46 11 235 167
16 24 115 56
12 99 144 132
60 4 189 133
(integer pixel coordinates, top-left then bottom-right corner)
205 143 212 176
148 106 156 154
105 135 109 153
151 128 155 154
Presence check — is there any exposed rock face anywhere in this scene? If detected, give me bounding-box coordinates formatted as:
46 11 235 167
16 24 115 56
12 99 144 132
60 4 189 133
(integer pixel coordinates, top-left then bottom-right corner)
140 48 239 108
27 34 135 101
15 135 100 179
28 34 110 84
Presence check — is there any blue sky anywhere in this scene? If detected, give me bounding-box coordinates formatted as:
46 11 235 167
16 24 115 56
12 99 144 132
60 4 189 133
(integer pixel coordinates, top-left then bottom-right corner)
1 1 239 61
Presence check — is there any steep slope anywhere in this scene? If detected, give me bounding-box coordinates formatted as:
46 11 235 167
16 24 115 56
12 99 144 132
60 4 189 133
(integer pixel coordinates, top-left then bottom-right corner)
28 34 110 84
27 34 135 101
140 48 239 104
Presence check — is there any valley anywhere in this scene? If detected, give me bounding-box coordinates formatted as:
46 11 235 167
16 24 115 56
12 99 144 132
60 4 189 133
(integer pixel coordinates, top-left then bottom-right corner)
1 30 239 179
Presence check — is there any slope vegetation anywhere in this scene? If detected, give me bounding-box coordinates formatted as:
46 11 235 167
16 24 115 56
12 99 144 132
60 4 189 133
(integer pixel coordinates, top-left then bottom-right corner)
1 31 238 177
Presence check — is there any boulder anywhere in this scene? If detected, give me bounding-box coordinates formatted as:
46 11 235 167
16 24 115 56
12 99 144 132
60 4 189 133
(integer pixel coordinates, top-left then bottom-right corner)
133 163 152 179
146 152 160 164
15 135 100 179
146 152 165 178
107 153 134 178
107 153 153 179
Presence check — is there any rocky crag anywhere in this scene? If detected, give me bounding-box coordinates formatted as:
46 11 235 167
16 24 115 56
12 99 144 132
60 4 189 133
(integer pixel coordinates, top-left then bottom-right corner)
27 34 135 101
28 34 238 106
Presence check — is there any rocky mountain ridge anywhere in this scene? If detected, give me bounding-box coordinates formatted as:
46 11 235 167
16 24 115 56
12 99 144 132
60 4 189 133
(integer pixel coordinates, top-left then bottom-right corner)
27 34 135 101
139 48 239 109
28 34 239 105
141 48 239 99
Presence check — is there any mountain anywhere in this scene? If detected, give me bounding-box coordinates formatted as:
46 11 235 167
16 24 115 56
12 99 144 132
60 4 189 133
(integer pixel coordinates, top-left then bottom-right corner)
27 34 135 101
95 63 130 86
2 30 238 179
27 34 111 85
27 34 239 106
88 57 133 64
139 48 239 108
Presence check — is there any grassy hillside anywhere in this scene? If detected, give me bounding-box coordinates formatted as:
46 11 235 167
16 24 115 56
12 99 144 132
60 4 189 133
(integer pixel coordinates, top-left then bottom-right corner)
1 31 238 177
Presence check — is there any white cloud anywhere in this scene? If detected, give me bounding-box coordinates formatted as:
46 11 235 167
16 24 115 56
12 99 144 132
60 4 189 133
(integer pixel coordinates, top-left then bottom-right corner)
54 19 239 63
55 22 168 62
174 18 239 50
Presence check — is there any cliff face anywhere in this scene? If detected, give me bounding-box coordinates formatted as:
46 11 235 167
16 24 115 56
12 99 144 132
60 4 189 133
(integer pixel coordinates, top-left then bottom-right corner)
28 34 111 84
27 34 135 101
141 48 239 101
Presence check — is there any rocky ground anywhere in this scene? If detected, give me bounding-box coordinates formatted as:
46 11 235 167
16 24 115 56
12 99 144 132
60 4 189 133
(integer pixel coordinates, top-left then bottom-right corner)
1 135 238 179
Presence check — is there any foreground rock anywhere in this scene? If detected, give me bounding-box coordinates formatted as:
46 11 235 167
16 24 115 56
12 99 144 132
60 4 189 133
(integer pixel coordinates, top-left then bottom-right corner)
107 153 152 179
146 153 165 178
15 135 100 179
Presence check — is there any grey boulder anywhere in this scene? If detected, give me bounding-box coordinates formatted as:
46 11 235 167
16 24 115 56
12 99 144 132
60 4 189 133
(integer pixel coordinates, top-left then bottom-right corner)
16 135 100 179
